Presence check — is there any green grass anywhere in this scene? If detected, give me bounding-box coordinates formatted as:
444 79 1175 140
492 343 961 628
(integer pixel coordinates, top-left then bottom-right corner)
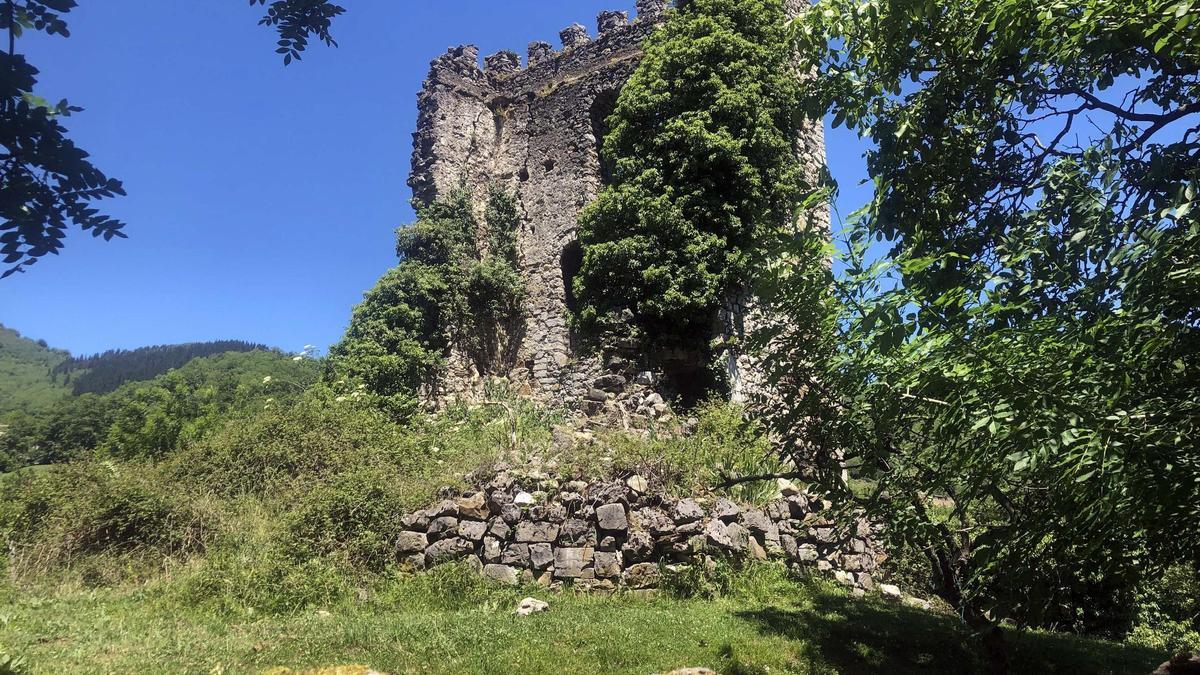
0 566 1166 674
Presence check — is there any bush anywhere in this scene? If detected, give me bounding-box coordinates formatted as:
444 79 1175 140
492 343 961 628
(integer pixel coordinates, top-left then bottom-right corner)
328 187 524 414
574 0 805 363
604 401 784 503
1128 564 1200 653
169 390 416 496
0 462 212 578
285 465 409 572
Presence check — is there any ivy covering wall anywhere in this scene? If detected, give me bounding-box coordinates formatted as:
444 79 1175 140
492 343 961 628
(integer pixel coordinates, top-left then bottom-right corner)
328 188 524 417
573 0 807 372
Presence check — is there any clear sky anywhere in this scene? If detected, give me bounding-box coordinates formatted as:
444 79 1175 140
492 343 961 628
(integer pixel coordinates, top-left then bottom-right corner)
1 1 870 357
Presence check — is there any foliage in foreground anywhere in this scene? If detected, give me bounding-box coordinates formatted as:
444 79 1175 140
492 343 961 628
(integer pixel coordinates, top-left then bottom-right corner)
758 0 1200 666
328 188 524 418
0 0 348 278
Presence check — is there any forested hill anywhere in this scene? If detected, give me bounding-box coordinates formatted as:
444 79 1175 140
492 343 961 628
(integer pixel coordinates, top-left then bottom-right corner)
0 325 71 414
52 340 272 395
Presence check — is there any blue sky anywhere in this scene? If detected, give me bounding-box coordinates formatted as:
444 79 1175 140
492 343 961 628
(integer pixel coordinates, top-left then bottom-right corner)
1 1 870 356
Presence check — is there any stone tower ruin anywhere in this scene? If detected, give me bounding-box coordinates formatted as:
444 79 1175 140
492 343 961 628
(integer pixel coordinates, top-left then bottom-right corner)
408 0 827 408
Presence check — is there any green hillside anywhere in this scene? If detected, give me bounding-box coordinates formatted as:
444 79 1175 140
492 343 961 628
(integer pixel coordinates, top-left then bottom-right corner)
0 324 71 415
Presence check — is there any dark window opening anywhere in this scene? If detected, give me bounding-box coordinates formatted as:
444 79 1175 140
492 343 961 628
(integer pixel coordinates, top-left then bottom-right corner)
561 241 584 314
590 90 619 185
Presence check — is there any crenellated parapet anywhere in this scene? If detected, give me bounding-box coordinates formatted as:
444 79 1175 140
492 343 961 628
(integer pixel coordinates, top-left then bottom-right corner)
598 10 630 33
424 4 673 84
527 41 555 67
636 0 670 21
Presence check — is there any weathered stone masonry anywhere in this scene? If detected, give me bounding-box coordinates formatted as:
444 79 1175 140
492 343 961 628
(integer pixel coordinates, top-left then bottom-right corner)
408 0 828 407
395 473 884 593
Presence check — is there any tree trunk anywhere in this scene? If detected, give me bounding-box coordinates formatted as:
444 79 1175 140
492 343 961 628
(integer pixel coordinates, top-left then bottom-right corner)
964 606 1010 675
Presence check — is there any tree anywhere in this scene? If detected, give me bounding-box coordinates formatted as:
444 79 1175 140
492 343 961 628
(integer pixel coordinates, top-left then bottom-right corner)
758 0 1200 670
573 0 807 387
0 0 344 278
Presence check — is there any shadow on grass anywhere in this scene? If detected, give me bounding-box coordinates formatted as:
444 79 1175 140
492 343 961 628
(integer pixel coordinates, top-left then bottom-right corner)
737 590 1167 675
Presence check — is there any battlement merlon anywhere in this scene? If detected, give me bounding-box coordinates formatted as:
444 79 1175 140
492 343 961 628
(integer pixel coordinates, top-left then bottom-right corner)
425 4 673 82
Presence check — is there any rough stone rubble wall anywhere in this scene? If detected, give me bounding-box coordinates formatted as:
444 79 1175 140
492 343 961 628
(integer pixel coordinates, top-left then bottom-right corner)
725 0 830 405
395 473 884 592
408 0 828 408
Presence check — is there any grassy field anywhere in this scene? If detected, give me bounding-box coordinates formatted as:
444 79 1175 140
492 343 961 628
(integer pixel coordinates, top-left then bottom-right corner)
0 565 1166 674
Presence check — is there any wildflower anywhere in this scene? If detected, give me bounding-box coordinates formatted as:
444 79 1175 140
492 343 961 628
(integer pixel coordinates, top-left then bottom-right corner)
262 376 273 384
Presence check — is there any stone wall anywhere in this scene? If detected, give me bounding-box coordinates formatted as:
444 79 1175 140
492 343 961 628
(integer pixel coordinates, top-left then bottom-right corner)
407 0 828 408
394 473 884 593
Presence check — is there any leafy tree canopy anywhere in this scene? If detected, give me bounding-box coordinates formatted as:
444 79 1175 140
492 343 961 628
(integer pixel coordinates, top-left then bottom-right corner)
760 0 1199 667
0 0 345 277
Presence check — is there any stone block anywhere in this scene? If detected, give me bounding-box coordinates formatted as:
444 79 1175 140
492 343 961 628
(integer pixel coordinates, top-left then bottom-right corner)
484 564 520 585
456 492 490 520
740 509 773 535
428 516 459 538
636 0 669 22
593 374 627 392
594 551 623 578
530 543 554 570
623 562 661 589
427 500 458 518
458 520 487 541
515 521 561 543
559 518 598 547
401 511 430 531
596 503 628 531
483 537 503 563
488 518 511 540
713 498 741 522
425 537 473 566
597 10 629 33
724 522 750 552
484 50 519 76
554 547 594 578
502 543 531 567
396 531 428 554
560 23 591 49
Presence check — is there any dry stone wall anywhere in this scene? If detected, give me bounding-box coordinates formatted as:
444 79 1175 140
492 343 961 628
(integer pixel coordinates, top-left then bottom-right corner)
394 473 884 593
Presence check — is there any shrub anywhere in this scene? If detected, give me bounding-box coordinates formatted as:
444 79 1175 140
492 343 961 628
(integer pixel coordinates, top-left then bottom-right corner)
169 390 416 496
1128 564 1200 653
574 0 806 366
328 187 524 415
0 462 212 577
605 401 784 503
285 466 409 572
